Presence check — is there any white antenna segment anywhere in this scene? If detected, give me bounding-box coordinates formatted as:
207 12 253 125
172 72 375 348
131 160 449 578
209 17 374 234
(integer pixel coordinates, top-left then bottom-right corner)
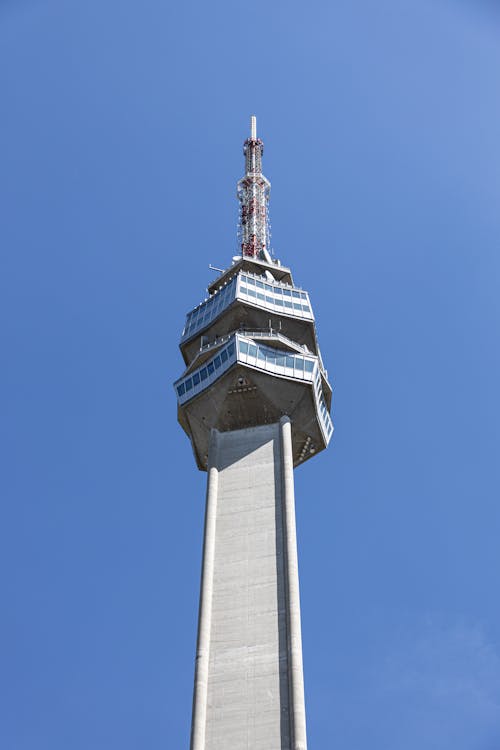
250 115 257 139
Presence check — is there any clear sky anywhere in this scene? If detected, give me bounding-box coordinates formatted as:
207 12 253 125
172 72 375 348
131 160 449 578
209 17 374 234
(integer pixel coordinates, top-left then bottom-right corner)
2 0 500 748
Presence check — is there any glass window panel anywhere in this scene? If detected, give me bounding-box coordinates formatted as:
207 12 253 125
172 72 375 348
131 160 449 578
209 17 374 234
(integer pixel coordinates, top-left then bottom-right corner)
193 373 200 386
256 280 264 289
295 357 304 370
207 362 215 375
276 354 285 366
185 378 193 391
248 344 257 357
283 289 292 297
214 355 221 369
257 348 266 360
305 360 314 372
265 296 273 304
264 284 272 292
247 288 256 297
221 349 228 363
239 341 249 355
286 356 294 369
247 276 255 286
177 383 185 396
293 303 302 311
275 299 283 307
301 292 307 300
292 290 301 299
200 368 208 381
256 292 265 301
240 286 248 295
302 305 310 312
284 300 293 308
227 342 235 357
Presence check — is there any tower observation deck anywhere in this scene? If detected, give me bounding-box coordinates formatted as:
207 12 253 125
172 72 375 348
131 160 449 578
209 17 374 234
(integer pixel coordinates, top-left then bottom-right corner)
174 117 333 750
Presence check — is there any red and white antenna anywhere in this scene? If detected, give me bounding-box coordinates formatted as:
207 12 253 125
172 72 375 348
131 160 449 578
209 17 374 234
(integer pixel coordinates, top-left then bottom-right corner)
237 116 271 260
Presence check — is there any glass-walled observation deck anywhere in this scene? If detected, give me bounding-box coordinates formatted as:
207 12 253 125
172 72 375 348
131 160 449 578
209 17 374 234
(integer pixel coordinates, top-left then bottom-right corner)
180 271 314 344
174 333 333 445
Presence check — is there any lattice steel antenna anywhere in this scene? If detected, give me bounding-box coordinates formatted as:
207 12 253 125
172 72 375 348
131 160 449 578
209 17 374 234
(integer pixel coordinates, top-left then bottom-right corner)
237 115 271 260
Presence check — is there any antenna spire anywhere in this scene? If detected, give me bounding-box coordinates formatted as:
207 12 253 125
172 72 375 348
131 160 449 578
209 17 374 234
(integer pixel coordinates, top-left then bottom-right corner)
237 116 271 260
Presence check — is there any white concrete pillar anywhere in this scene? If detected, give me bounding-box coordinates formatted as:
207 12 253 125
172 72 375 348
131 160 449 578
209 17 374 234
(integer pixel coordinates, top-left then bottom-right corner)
280 416 308 750
190 429 219 750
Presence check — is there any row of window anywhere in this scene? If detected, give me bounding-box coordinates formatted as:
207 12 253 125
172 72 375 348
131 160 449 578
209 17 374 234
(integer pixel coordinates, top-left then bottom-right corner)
239 285 311 314
181 271 314 343
238 339 315 374
176 341 236 399
240 274 308 300
182 276 237 339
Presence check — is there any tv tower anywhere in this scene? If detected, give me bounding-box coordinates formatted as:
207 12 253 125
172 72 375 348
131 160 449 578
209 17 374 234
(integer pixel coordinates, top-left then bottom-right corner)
174 117 333 750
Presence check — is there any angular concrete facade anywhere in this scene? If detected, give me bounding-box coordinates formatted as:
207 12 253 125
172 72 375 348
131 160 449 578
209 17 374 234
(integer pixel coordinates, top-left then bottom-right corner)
190 419 306 750
174 121 332 750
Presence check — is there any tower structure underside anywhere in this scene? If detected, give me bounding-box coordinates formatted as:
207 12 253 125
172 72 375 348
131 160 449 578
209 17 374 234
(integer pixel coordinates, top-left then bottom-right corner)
174 118 333 750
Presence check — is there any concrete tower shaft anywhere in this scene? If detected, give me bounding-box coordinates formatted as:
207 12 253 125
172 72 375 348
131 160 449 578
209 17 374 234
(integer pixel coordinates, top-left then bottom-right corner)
174 119 333 750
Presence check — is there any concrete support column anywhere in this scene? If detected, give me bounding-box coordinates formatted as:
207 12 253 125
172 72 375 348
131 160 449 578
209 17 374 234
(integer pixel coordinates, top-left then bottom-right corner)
190 430 219 750
280 416 308 750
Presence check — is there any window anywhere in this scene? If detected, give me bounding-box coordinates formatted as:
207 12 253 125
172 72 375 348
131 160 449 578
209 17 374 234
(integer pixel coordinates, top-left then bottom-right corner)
286 356 294 369
265 296 273 304
258 348 266 361
207 362 214 375
193 373 200 386
227 342 235 357
240 285 248 295
302 305 310 313
239 340 249 355
292 290 301 299
305 360 314 373
177 383 185 396
293 303 302 311
214 355 221 369
295 357 304 371
256 280 264 289
248 288 256 297
283 289 292 297
276 354 285 367
256 292 265 301
185 378 193 391
221 349 228 363
284 300 293 309
248 344 257 358
200 368 208 381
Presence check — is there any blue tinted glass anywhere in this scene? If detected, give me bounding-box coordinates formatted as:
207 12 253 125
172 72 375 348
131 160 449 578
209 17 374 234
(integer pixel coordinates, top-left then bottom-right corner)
200 368 208 381
293 303 302 310
227 342 235 356
292 290 301 299
286 356 294 369
276 354 285 366
247 276 255 285
248 344 257 357
248 288 256 297
258 348 266 360
177 383 185 396
295 357 304 370
302 305 310 312
305 360 314 372
221 349 228 363
240 286 248 295
301 292 307 300
239 341 249 355
283 289 292 297
275 299 283 307
185 378 193 391
284 300 293 308
256 292 265 301
193 373 200 386
207 362 214 375
214 355 221 369
256 280 264 289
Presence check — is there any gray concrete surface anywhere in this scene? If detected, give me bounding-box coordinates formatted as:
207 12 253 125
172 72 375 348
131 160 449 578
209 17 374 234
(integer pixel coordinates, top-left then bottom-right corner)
190 420 307 750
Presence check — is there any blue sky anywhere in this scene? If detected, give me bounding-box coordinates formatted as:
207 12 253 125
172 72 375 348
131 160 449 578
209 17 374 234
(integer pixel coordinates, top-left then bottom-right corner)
1 0 500 747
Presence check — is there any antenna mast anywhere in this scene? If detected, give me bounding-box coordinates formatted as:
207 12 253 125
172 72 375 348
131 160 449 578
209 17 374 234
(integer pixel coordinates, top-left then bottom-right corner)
237 115 271 260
